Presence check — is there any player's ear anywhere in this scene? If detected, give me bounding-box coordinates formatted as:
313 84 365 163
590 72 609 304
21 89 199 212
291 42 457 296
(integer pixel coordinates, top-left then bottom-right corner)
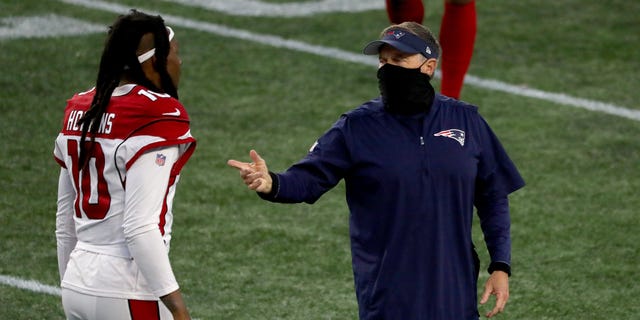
421 58 438 78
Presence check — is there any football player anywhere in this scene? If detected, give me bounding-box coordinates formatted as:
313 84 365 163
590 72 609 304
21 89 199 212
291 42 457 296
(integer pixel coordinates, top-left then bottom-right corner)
54 10 195 320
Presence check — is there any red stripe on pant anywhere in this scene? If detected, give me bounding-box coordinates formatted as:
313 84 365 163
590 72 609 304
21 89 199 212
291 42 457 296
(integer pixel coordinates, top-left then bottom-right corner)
128 300 161 320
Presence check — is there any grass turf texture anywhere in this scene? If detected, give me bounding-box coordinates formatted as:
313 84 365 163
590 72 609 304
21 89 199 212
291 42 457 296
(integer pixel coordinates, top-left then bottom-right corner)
1 0 639 319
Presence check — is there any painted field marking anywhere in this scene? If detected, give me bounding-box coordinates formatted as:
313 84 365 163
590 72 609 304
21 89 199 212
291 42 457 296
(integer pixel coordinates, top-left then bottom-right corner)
0 14 104 40
0 274 61 296
57 0 640 121
162 0 384 17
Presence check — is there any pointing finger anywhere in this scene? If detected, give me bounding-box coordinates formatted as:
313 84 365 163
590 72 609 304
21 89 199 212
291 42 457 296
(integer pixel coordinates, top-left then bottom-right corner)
227 159 250 170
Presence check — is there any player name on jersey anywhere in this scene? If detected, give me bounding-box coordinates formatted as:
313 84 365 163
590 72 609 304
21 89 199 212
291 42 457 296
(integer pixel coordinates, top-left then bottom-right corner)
66 110 115 134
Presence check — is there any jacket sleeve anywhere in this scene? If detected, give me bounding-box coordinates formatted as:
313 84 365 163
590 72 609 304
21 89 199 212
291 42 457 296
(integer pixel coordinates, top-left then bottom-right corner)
475 192 511 273
262 117 352 204
473 114 525 273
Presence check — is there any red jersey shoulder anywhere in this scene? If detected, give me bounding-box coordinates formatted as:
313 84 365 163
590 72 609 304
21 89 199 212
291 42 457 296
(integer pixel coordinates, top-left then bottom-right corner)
64 87 96 113
60 85 190 139
112 85 189 122
59 87 96 135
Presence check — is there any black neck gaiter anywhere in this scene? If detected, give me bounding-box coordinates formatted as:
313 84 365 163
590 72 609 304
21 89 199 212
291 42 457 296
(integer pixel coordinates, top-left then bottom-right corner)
377 63 435 116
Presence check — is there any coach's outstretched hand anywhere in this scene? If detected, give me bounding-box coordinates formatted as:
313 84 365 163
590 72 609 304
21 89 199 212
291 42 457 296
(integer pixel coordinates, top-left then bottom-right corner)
227 150 273 194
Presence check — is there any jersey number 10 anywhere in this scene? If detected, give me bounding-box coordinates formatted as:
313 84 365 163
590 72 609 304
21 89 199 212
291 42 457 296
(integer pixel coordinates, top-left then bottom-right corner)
67 139 111 220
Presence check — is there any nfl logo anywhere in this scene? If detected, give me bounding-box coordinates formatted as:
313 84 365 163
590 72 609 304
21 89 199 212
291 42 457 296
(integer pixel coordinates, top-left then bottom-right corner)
155 153 166 166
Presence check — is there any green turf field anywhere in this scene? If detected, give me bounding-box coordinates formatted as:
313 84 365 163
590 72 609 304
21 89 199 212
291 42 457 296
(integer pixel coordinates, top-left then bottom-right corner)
1 0 639 319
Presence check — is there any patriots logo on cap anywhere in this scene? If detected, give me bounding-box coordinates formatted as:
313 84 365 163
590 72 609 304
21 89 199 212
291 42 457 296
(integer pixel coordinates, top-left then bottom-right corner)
386 30 405 39
434 129 466 146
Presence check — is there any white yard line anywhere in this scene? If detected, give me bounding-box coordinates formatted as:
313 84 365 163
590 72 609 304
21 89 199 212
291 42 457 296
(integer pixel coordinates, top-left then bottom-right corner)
161 0 384 17
0 274 61 296
463 75 640 121
0 14 104 39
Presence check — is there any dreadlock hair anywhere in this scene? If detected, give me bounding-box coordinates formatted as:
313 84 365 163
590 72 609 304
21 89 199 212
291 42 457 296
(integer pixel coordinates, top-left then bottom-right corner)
77 9 177 168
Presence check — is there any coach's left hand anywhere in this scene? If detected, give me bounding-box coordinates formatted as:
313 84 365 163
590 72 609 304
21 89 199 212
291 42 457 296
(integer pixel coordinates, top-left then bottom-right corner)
480 270 509 318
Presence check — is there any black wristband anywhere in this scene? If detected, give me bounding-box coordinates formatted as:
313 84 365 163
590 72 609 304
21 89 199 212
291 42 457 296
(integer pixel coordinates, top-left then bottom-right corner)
487 262 511 277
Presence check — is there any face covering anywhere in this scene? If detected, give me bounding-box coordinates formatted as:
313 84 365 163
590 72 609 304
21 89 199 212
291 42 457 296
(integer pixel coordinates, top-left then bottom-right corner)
377 63 435 115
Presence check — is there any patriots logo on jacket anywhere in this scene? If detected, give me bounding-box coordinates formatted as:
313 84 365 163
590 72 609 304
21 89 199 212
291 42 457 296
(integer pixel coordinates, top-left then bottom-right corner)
434 129 465 146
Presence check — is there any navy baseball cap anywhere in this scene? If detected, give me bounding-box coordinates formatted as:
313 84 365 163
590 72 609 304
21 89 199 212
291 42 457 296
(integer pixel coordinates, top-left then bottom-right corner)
363 28 439 59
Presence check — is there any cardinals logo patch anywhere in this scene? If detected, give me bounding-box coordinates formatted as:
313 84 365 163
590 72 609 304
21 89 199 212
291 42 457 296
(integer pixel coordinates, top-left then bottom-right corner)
434 129 465 146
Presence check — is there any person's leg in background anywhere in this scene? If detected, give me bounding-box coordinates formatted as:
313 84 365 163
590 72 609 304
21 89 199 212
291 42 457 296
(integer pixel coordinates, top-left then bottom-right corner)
439 0 476 99
385 0 424 24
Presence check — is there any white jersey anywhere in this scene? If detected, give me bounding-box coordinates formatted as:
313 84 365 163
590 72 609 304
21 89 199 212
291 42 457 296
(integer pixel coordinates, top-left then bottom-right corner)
54 84 196 300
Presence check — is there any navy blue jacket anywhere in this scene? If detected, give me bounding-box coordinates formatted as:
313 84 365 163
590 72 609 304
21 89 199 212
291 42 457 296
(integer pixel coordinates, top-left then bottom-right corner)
262 95 525 320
